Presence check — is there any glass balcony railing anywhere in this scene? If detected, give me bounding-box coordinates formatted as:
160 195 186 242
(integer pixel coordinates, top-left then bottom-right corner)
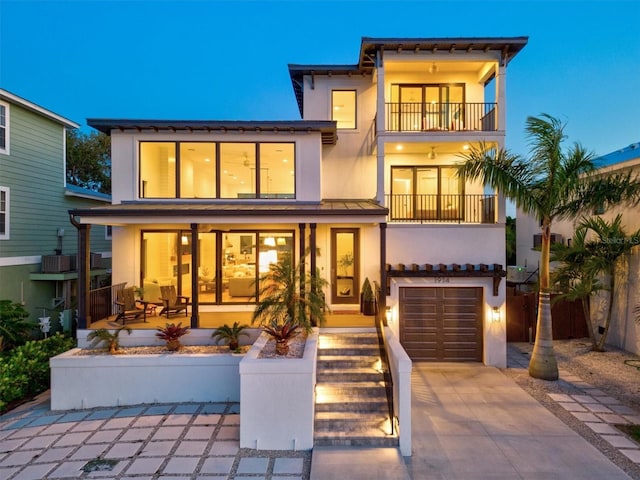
384 102 497 132
385 194 497 224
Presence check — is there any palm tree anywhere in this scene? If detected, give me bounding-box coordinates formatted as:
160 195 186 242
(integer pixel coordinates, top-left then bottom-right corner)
552 214 640 351
252 252 329 353
458 114 640 380
87 326 132 354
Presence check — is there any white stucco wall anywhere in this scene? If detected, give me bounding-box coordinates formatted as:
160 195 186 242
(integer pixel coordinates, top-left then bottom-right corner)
110 131 324 204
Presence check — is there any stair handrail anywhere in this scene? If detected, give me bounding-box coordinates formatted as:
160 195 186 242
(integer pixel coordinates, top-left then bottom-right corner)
374 287 395 435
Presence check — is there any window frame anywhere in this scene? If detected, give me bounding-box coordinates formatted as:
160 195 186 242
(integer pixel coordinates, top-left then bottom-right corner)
0 186 9 240
0 101 9 155
138 140 296 200
331 90 357 130
105 225 112 240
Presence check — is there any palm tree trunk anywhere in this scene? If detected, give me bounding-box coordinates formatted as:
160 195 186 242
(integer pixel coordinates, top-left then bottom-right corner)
596 271 615 352
581 296 598 351
528 292 559 380
528 223 559 380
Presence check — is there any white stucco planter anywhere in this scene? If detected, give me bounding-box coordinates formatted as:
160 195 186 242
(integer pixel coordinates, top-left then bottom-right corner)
239 328 318 451
50 349 244 410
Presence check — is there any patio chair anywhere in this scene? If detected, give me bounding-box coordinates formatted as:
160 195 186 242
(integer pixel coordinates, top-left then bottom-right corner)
159 285 189 318
115 287 147 325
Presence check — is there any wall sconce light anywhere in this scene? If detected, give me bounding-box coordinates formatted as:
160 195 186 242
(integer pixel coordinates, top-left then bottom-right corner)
181 235 189 245
385 306 393 324
491 306 501 323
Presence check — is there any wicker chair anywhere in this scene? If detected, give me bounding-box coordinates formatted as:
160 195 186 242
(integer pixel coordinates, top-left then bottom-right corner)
159 285 189 318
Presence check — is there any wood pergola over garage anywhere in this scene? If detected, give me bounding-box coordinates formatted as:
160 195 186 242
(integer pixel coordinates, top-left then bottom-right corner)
388 263 505 362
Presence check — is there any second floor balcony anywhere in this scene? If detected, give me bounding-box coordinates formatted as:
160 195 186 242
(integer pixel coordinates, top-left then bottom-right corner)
384 102 497 133
386 193 496 224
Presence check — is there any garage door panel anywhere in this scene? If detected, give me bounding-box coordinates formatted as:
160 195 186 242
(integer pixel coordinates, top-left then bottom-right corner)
399 286 483 362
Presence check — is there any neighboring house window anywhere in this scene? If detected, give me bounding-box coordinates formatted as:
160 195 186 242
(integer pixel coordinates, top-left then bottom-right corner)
139 141 295 199
331 90 357 129
105 225 112 239
0 187 9 239
0 102 9 155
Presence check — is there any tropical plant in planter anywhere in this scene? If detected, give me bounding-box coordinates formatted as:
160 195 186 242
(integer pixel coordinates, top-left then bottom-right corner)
261 317 300 355
212 322 250 351
252 252 329 355
155 322 189 351
87 326 132 354
360 277 377 316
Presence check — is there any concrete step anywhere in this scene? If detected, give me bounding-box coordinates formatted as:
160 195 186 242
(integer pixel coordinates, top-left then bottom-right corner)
317 355 378 369
316 368 383 382
314 412 391 431
319 333 379 346
314 431 399 448
315 396 389 413
317 382 387 397
318 345 381 356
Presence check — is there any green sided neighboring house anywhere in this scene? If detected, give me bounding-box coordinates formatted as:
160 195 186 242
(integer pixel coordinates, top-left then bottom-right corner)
0 88 111 331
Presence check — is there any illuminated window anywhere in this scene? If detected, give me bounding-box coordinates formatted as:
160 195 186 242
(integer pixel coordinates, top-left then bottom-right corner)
180 143 216 198
331 90 357 129
259 143 295 198
140 142 176 198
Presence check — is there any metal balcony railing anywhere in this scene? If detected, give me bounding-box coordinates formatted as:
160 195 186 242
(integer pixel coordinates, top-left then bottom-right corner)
386 194 497 224
384 102 497 132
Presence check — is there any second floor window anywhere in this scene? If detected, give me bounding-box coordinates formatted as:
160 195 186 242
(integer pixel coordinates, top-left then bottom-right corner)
0 103 8 154
0 187 9 239
140 141 295 199
331 90 357 129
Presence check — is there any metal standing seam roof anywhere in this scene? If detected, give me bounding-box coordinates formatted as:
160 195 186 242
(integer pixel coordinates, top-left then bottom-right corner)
594 142 640 169
288 36 528 116
69 199 389 219
87 119 338 145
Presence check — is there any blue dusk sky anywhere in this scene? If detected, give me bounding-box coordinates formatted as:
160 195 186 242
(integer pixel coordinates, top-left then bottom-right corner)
1 0 639 159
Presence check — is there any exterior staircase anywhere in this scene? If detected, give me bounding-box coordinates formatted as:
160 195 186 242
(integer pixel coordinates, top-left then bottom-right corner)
314 329 398 447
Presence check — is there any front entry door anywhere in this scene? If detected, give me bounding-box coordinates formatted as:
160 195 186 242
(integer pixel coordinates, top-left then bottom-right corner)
331 228 359 304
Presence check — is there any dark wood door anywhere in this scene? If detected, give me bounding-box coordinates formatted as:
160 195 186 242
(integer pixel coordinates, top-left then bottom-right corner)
399 287 483 362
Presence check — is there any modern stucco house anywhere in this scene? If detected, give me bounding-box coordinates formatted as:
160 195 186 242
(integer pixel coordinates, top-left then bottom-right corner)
0 89 111 326
71 36 527 367
516 142 640 354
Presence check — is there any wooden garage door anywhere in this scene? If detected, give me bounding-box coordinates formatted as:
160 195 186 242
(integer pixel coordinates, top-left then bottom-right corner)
399 287 483 362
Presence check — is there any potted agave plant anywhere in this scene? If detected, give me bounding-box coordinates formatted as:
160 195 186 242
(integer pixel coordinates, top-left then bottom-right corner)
212 322 249 351
252 252 329 356
87 326 132 354
155 322 189 351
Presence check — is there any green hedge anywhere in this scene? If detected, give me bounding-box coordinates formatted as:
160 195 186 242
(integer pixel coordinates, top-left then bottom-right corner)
0 334 75 413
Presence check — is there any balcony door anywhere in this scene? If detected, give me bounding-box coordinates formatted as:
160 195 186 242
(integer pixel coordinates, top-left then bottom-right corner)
391 166 463 221
331 228 359 304
397 84 465 131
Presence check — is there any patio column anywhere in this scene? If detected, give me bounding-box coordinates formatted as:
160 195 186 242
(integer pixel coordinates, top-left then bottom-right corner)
190 223 198 328
299 223 306 300
379 222 387 325
70 216 91 332
310 223 317 326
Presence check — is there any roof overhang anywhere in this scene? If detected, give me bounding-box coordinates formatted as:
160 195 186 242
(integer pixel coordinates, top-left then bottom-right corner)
87 119 338 145
69 199 388 226
0 88 79 129
288 36 528 116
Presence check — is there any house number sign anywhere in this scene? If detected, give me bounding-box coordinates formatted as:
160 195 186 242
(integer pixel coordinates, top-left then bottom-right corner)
434 277 450 284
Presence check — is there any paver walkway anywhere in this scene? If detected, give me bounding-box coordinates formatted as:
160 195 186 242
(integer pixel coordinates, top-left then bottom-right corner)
508 343 640 467
0 395 309 480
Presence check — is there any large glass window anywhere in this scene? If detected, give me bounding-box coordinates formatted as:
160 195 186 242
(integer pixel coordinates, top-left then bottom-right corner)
140 142 176 198
220 143 257 199
180 142 216 198
258 143 295 198
331 90 357 129
140 141 295 199
0 103 8 154
391 166 463 220
0 187 9 239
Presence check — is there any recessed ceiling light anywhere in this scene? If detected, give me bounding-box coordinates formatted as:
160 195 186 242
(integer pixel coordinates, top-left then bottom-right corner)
396 145 403 151
463 144 470 150
283 158 288 163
